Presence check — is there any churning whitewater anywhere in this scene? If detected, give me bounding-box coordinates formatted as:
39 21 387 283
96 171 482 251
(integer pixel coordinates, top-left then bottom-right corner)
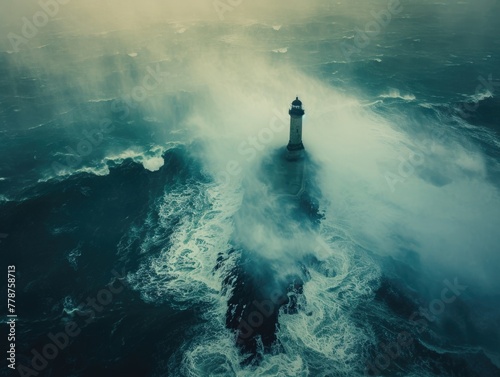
1 1 499 376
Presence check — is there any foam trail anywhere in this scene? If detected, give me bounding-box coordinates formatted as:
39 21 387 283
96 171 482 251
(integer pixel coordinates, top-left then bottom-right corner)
128 174 242 307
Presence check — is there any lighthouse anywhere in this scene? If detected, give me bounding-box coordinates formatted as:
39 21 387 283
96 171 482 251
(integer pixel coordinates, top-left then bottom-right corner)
287 97 305 159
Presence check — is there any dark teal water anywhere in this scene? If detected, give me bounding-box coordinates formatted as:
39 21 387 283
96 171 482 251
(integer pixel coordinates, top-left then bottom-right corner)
1 1 500 376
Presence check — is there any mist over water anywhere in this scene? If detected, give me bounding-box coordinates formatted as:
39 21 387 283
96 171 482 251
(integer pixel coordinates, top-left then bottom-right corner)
1 0 500 376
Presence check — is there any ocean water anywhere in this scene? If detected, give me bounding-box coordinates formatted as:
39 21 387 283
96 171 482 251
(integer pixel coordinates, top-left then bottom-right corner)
1 1 500 376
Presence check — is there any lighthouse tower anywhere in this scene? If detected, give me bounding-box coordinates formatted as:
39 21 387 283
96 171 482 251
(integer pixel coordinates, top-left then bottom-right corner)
287 97 305 159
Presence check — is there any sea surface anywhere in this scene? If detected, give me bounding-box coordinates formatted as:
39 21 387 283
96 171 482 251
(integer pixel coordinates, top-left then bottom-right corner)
1 1 500 376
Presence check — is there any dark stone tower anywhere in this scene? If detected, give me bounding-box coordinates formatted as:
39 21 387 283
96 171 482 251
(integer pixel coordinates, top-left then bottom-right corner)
287 97 305 159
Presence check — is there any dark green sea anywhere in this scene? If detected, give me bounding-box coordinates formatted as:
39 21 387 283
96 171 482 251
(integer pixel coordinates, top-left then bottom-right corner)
1 1 499 376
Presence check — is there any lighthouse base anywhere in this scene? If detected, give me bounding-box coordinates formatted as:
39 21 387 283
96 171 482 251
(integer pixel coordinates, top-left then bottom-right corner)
286 143 305 161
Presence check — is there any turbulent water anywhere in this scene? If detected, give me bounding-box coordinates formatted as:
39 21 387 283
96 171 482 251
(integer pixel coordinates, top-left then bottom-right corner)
1 1 500 376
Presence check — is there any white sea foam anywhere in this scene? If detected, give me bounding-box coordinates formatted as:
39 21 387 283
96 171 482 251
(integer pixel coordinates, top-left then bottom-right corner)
164 202 381 376
75 165 111 176
46 144 177 181
379 88 416 101
87 97 116 103
129 178 242 308
464 89 494 103
62 296 79 315
126 175 368 375
142 156 164 171
272 47 288 53
103 145 170 172
67 244 82 270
